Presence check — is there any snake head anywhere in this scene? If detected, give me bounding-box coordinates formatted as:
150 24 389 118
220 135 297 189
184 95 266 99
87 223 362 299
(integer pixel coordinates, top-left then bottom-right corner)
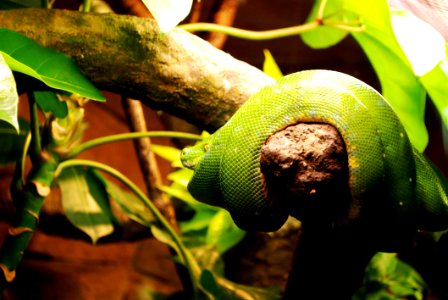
181 140 209 170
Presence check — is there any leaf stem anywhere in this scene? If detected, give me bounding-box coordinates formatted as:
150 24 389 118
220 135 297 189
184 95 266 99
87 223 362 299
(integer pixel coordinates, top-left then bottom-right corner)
324 21 365 32
14 132 32 185
55 159 200 291
180 1 366 40
66 131 202 159
317 0 328 20
27 93 42 164
179 21 320 40
82 0 91 12
0 152 58 290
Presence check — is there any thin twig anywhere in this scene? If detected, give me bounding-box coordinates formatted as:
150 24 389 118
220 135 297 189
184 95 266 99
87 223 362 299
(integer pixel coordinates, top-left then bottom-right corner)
207 0 242 48
317 0 328 21
27 93 42 165
122 98 179 231
189 0 203 23
179 20 320 40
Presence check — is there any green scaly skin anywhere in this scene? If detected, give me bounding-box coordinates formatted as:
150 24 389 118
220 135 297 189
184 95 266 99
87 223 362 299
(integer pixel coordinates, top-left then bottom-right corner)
181 70 448 246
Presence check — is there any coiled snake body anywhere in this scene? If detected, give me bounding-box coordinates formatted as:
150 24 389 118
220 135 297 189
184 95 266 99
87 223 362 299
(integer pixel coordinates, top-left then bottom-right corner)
181 70 448 240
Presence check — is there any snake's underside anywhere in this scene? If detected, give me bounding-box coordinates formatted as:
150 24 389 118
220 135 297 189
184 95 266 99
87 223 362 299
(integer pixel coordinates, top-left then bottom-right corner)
181 70 448 249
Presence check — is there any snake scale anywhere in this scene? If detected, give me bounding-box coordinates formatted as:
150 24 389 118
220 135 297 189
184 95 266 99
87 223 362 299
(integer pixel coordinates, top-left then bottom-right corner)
181 70 448 239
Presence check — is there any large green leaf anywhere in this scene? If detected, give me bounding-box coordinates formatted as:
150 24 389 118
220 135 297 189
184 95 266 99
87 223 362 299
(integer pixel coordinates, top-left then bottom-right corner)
0 53 19 131
303 0 428 150
57 167 114 243
0 28 105 101
420 59 448 128
205 210 245 254
0 118 29 165
103 178 155 227
389 9 448 132
348 1 428 151
352 28 427 151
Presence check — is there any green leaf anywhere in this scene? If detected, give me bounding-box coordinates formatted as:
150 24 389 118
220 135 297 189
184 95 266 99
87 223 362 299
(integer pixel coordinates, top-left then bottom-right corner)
262 49 283 80
300 0 348 49
353 32 427 150
141 0 193 32
167 168 193 189
430 228 448 243
346 0 428 151
353 252 426 300
57 167 114 243
301 0 429 150
200 270 281 300
180 209 217 233
0 118 29 164
33 91 68 119
158 183 214 211
301 0 353 48
152 144 182 165
0 53 19 131
103 178 155 227
205 210 245 254
151 225 180 253
151 225 203 281
420 59 448 130
190 245 224 275
0 28 105 101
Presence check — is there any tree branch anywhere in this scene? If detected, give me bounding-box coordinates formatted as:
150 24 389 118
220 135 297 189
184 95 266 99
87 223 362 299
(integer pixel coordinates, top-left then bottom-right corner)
122 97 178 230
0 8 274 132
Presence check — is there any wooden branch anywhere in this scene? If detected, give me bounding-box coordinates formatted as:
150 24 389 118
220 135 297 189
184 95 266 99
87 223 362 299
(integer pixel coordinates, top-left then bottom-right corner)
261 123 351 225
260 123 415 298
122 98 179 230
0 8 274 132
260 124 373 298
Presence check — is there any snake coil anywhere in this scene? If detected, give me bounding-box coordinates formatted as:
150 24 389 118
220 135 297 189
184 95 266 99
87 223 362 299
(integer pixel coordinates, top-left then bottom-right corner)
181 70 448 244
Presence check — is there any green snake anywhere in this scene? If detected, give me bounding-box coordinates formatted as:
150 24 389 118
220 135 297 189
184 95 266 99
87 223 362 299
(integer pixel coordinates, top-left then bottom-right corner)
180 70 448 238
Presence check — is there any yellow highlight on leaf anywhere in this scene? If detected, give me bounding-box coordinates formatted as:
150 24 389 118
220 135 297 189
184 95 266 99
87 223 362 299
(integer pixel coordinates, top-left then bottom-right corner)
263 49 283 80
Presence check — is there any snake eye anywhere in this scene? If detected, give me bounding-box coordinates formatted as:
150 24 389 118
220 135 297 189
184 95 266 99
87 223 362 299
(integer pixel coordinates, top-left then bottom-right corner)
181 143 209 170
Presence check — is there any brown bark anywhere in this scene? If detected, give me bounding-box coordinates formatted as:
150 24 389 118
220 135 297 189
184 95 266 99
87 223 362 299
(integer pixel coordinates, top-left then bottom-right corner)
260 123 351 225
259 123 374 299
0 8 274 132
